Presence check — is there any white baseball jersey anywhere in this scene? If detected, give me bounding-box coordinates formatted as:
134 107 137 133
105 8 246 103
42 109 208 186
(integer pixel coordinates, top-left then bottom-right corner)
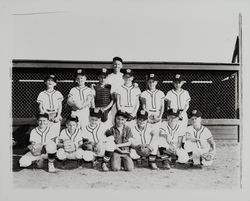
82 123 108 144
159 121 185 146
30 126 57 145
59 127 83 147
37 90 63 112
68 86 93 105
117 85 141 114
165 89 190 110
186 125 213 151
131 123 156 145
140 89 165 116
106 72 124 93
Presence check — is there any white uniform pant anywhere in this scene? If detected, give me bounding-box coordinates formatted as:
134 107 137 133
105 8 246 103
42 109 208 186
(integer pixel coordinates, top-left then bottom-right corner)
19 141 57 167
71 107 90 129
184 141 214 166
56 148 84 160
82 136 117 161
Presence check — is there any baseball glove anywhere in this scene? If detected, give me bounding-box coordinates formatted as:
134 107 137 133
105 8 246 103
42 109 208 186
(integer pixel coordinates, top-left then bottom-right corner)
135 144 153 157
63 139 76 153
28 143 43 156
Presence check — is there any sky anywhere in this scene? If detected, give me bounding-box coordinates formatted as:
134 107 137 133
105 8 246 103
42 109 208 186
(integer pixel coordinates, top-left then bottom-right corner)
9 0 247 62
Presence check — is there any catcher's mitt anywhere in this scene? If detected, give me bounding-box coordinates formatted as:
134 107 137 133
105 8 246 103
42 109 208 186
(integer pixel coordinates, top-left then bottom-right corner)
63 139 76 153
135 144 153 157
28 143 43 156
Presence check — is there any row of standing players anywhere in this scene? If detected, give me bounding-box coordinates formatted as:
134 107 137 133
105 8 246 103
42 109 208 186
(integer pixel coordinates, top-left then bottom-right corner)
19 57 216 173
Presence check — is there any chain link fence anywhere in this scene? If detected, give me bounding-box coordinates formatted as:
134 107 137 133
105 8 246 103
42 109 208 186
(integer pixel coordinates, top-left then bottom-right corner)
12 67 238 120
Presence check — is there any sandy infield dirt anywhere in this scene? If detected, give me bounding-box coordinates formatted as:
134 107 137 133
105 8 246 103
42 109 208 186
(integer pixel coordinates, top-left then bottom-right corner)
12 140 240 189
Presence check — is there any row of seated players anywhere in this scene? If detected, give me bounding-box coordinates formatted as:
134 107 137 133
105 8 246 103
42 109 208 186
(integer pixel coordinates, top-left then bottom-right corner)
19 108 216 173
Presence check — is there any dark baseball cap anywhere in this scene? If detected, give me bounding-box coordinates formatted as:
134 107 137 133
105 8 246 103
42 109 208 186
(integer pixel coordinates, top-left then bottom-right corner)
115 110 129 119
113 56 123 63
136 110 148 120
98 68 109 78
147 73 158 81
66 115 79 123
167 109 180 117
45 74 57 83
89 108 102 118
123 69 134 78
36 113 49 120
189 110 202 118
173 74 184 82
76 69 86 77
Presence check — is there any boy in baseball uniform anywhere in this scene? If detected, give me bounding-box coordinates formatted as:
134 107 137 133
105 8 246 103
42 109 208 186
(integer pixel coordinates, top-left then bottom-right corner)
67 69 93 129
19 113 58 173
37 75 63 136
106 57 125 125
116 69 141 123
56 116 84 166
91 68 114 128
140 73 165 126
184 110 216 168
81 108 116 169
130 110 159 170
158 109 187 169
165 74 191 131
102 110 134 172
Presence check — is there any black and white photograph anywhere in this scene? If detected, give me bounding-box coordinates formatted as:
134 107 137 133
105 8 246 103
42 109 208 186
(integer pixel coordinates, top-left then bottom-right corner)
1 0 250 200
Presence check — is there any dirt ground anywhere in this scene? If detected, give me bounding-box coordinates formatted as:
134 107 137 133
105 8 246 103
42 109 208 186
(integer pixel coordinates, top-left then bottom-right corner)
12 140 240 189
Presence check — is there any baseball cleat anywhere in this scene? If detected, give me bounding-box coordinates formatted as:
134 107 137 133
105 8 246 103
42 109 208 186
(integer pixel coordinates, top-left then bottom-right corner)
149 163 159 170
48 162 56 173
162 160 171 170
102 163 109 172
36 158 44 169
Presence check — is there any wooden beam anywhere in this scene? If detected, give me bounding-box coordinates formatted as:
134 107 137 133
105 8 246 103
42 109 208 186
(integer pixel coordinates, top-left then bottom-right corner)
12 59 240 71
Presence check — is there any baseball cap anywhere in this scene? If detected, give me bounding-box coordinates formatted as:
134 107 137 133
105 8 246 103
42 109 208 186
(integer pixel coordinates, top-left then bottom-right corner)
98 68 109 78
167 109 180 117
36 113 49 120
113 56 123 63
89 108 102 118
66 115 79 123
115 110 129 119
136 110 148 120
45 74 57 83
189 109 202 118
123 69 134 78
146 73 158 81
173 74 184 83
76 69 86 77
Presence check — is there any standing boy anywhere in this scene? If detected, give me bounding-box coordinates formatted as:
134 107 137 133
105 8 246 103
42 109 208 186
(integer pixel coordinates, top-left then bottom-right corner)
37 74 63 136
67 69 93 128
165 74 191 131
116 69 141 122
102 110 134 172
184 110 216 168
91 68 114 127
19 113 58 173
140 73 165 125
158 109 187 169
56 116 84 165
130 110 159 170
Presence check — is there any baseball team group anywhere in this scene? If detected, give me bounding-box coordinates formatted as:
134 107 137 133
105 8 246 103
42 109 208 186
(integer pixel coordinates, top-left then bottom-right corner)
18 56 216 173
